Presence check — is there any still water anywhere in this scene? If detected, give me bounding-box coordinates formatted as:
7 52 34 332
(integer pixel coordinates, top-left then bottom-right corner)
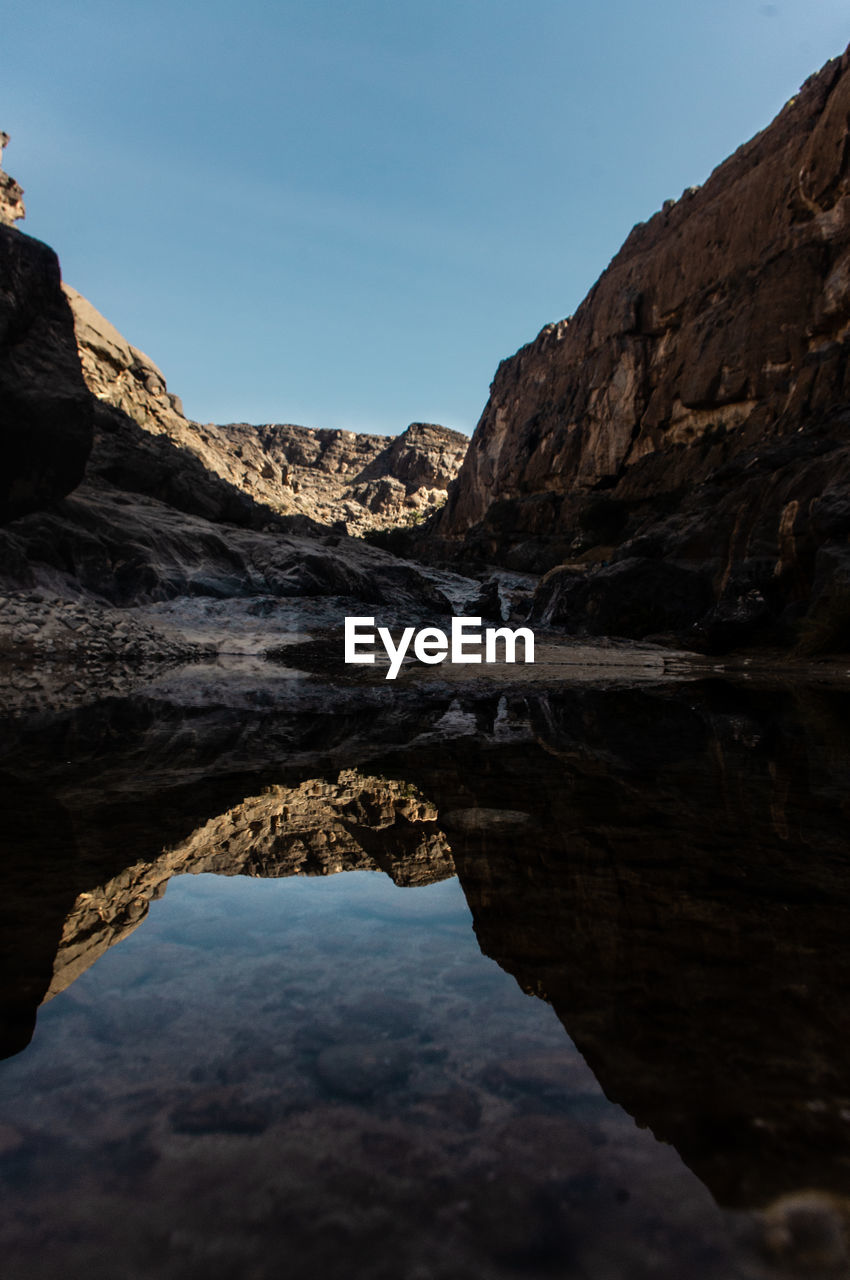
1 677 849 1277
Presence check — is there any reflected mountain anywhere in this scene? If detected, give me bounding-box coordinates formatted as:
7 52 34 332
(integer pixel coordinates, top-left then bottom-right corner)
2 681 850 1215
45 771 453 1005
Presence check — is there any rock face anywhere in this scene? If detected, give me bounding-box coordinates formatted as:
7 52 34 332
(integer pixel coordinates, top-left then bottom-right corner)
0 482 456 607
0 220 93 522
63 284 189 435
211 420 468 534
433 47 850 650
346 422 469 527
63 285 467 535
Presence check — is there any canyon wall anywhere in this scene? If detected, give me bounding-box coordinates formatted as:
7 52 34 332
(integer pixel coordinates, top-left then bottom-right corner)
433 47 850 650
0 138 464 611
64 285 467 536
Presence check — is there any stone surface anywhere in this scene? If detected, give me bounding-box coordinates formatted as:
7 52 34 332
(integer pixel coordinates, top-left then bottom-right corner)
430 47 850 651
0 589 210 663
0 480 458 612
211 419 468 535
0 589 212 717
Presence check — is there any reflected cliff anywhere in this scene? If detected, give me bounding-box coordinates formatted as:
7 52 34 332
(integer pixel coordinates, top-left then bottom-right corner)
3 679 850 1221
44 771 454 1006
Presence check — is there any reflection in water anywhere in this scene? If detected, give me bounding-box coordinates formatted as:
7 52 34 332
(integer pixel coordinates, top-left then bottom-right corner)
44 772 454 1004
2 681 850 1276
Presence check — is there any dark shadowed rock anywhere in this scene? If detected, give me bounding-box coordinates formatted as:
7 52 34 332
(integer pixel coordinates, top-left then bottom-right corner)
533 557 714 640
0 479 457 608
469 576 504 620
0 270 463 609
0 225 93 523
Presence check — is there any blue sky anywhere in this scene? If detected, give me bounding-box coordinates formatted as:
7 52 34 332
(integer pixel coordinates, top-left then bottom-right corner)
4 1 849 434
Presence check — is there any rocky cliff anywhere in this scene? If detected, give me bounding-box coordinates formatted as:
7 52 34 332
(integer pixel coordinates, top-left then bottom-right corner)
433 47 850 652
210 420 467 534
0 398 457 607
63 285 467 536
0 140 464 617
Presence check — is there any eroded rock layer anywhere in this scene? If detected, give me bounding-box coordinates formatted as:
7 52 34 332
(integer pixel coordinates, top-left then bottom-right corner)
434 47 850 651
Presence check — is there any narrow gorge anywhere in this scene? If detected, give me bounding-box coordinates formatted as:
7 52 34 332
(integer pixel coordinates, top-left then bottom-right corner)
3 33 850 1280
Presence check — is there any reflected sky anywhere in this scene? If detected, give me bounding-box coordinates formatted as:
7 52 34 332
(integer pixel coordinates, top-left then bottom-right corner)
0 868 759 1280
